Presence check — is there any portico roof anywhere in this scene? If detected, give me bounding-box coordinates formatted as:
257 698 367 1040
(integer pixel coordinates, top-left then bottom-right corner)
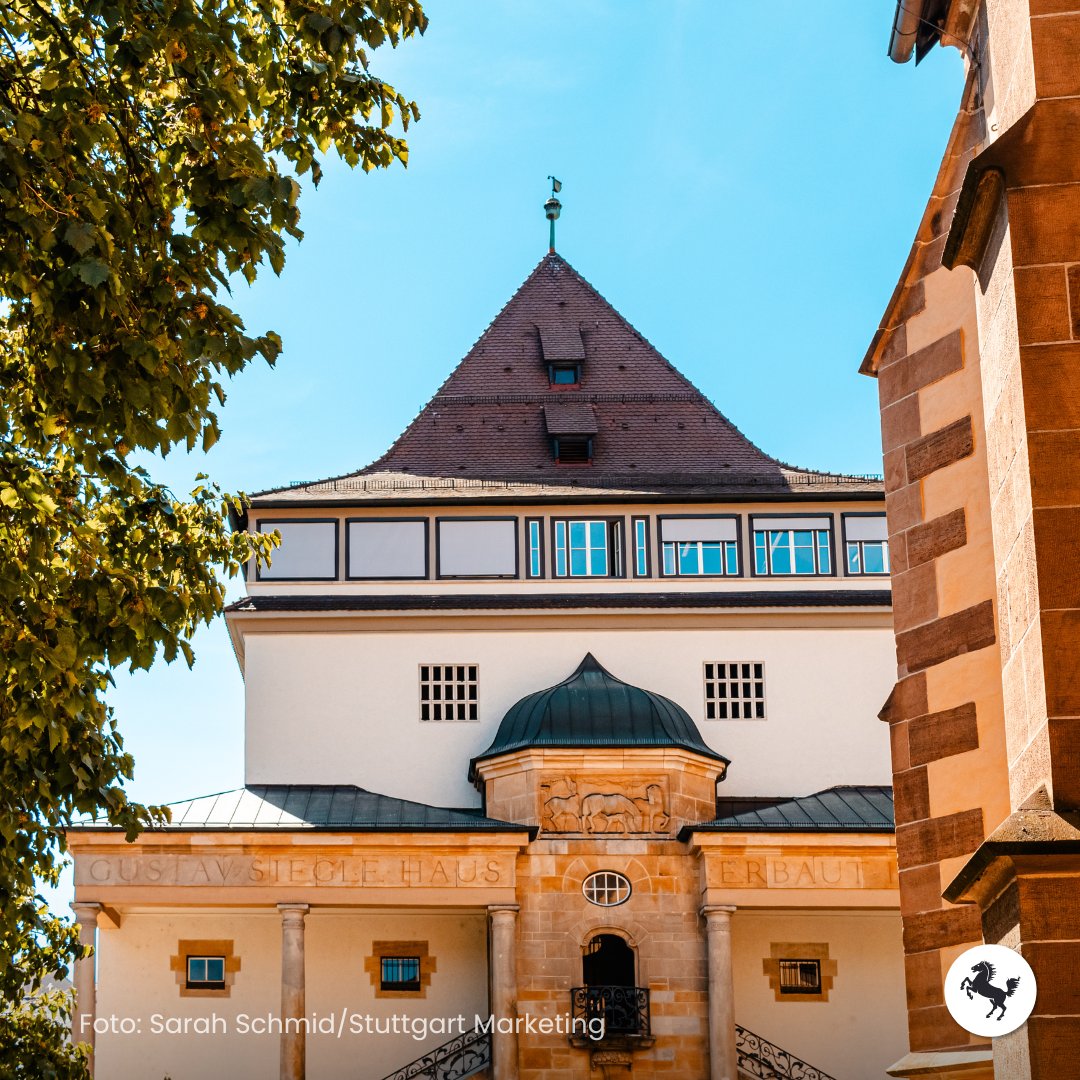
69 784 533 834
685 785 894 835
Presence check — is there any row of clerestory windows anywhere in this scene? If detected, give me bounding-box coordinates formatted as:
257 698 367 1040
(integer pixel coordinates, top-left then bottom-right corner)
255 513 888 582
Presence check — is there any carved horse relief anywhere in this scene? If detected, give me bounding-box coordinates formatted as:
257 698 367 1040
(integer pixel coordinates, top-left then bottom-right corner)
540 777 670 834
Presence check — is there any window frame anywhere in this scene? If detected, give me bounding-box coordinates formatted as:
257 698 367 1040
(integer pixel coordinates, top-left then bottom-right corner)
552 434 594 465
749 514 836 578
550 517 625 579
418 662 480 723
548 361 582 386
186 955 227 991
632 516 652 578
582 870 633 908
345 516 430 581
254 518 339 583
434 516 520 580
841 513 890 577
778 958 823 996
379 955 423 993
657 514 742 579
526 517 546 579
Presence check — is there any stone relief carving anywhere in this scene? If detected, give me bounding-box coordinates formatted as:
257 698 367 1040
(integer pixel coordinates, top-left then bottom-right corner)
539 777 671 834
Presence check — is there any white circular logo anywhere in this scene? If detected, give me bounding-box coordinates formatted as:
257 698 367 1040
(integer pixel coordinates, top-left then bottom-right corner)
944 945 1037 1036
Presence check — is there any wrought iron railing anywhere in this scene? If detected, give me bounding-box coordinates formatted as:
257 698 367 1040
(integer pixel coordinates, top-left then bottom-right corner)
735 1024 837 1080
378 1025 491 1080
570 985 651 1037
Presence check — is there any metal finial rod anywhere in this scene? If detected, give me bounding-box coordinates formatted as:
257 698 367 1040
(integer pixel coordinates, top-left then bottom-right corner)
544 176 562 253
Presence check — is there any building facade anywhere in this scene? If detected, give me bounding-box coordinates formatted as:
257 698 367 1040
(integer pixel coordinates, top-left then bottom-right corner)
70 252 907 1079
864 4 1080 1079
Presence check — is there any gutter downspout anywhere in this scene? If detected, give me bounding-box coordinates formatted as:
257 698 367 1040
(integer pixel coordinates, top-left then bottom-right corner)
888 0 925 63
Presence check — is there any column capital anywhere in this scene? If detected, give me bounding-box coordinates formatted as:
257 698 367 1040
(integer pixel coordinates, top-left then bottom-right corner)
278 903 310 915
488 904 520 917
700 904 736 921
71 901 103 922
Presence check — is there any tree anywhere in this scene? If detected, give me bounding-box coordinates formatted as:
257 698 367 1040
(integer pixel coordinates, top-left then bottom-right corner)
0 0 426 1059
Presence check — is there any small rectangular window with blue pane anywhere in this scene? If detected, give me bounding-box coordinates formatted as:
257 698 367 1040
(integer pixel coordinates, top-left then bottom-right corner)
527 518 544 578
752 517 833 576
659 518 740 577
633 517 649 577
843 515 890 576
186 955 226 989
380 956 421 992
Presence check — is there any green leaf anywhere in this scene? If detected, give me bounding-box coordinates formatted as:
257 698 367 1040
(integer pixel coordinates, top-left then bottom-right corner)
72 258 110 287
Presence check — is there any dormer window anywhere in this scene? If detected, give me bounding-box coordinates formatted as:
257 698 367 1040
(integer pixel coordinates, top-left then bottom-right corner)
548 361 581 386
540 325 585 387
543 404 598 466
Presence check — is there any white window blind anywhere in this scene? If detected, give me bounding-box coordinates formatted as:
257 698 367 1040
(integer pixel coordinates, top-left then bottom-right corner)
845 516 888 541
660 518 738 542
753 516 831 532
437 519 517 577
348 520 427 578
258 521 336 580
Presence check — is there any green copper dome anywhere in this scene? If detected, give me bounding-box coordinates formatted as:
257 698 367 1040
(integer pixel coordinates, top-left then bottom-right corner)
471 654 729 774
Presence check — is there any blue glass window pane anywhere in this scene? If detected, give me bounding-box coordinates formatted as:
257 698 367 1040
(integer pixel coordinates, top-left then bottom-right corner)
769 532 792 574
863 542 886 574
570 548 588 576
635 521 647 575
701 543 723 575
589 521 606 548
555 521 567 577
551 366 578 384
678 543 700 574
754 533 768 574
662 543 676 575
570 521 587 549
206 957 225 982
529 522 541 576
847 543 860 574
793 533 815 574
724 541 738 575
817 532 831 573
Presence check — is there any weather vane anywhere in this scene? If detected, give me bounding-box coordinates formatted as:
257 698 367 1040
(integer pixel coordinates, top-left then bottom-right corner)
545 176 562 254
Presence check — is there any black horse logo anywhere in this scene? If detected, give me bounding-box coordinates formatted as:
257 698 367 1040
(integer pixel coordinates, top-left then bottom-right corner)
960 960 1021 1020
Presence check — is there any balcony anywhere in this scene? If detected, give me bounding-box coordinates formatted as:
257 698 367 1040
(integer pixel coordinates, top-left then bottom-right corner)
569 985 651 1042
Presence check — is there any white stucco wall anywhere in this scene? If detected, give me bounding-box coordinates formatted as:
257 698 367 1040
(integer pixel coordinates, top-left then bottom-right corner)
92 910 488 1080
731 909 907 1079
243 625 895 807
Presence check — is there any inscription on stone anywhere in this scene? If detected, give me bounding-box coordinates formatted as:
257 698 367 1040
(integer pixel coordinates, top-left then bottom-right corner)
707 854 897 890
78 854 509 888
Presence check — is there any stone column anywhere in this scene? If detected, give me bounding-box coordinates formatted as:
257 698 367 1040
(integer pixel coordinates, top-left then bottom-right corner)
702 905 738 1080
488 904 520 1080
70 902 101 1074
278 904 309 1080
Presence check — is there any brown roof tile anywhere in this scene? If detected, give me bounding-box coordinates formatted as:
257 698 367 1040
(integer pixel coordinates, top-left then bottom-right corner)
255 255 883 502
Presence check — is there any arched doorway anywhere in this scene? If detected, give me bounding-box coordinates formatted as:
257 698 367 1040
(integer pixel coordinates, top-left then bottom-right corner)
583 933 635 988
579 934 645 1036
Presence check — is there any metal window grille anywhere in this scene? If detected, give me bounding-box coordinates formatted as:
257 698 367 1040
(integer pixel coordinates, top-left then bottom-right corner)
778 959 821 995
582 871 632 907
186 956 226 988
704 662 766 720
380 956 421 991
419 664 479 721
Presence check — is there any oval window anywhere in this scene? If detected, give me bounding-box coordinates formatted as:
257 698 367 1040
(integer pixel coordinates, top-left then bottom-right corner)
582 870 632 907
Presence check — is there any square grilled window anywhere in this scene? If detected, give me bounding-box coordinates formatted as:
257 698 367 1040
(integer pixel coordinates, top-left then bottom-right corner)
380 956 421 992
419 664 478 722
186 956 226 990
778 959 821 995
554 519 622 578
704 662 766 720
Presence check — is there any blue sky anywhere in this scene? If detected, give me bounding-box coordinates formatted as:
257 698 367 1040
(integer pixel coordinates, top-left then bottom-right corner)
56 3 963 895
